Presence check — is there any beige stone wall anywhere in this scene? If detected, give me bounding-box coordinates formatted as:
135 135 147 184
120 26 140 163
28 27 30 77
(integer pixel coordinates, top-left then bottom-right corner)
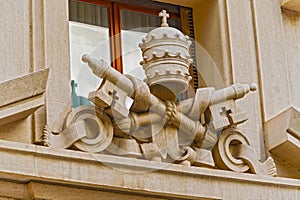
0 1 33 143
224 0 264 158
252 0 291 122
0 0 70 143
194 1 232 89
282 9 300 110
0 0 31 81
43 0 71 126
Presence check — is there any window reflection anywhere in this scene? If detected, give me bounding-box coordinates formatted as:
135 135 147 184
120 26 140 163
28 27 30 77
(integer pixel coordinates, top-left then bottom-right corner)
69 1 110 98
69 22 110 98
120 9 180 80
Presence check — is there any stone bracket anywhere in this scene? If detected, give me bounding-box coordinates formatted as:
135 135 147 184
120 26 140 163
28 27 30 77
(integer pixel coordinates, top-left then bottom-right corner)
265 107 300 178
0 95 45 127
0 69 49 127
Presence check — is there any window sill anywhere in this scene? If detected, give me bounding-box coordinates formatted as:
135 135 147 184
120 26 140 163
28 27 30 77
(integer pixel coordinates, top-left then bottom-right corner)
0 140 299 199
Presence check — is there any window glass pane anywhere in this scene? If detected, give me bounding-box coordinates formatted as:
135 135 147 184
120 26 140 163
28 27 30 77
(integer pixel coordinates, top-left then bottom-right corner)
69 0 109 28
69 1 110 98
120 9 179 31
120 9 180 79
121 30 147 79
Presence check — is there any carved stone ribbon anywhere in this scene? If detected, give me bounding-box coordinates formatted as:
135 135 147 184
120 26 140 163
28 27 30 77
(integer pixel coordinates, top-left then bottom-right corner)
43 105 113 153
43 121 87 149
213 127 276 176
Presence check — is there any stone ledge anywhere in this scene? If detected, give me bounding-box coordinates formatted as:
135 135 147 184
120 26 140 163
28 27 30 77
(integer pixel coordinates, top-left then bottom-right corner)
0 140 299 199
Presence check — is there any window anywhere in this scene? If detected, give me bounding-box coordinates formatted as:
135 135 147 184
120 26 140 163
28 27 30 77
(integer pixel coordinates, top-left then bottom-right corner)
69 0 197 99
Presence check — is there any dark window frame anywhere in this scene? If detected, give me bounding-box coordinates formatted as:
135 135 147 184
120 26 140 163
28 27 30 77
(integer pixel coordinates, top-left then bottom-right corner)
69 0 197 89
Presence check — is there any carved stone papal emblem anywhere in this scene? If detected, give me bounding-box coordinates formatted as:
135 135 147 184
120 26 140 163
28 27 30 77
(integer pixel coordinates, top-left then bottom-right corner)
43 10 276 176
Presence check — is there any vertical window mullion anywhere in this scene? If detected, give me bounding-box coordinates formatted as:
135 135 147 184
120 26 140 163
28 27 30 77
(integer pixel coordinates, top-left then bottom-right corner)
110 2 123 73
107 3 116 70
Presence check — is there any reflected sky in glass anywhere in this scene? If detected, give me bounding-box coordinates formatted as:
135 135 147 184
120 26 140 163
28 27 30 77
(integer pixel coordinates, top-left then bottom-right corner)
69 22 110 97
121 30 147 80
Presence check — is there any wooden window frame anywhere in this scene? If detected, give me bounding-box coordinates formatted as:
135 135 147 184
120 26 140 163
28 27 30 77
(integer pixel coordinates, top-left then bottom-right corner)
69 0 196 89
